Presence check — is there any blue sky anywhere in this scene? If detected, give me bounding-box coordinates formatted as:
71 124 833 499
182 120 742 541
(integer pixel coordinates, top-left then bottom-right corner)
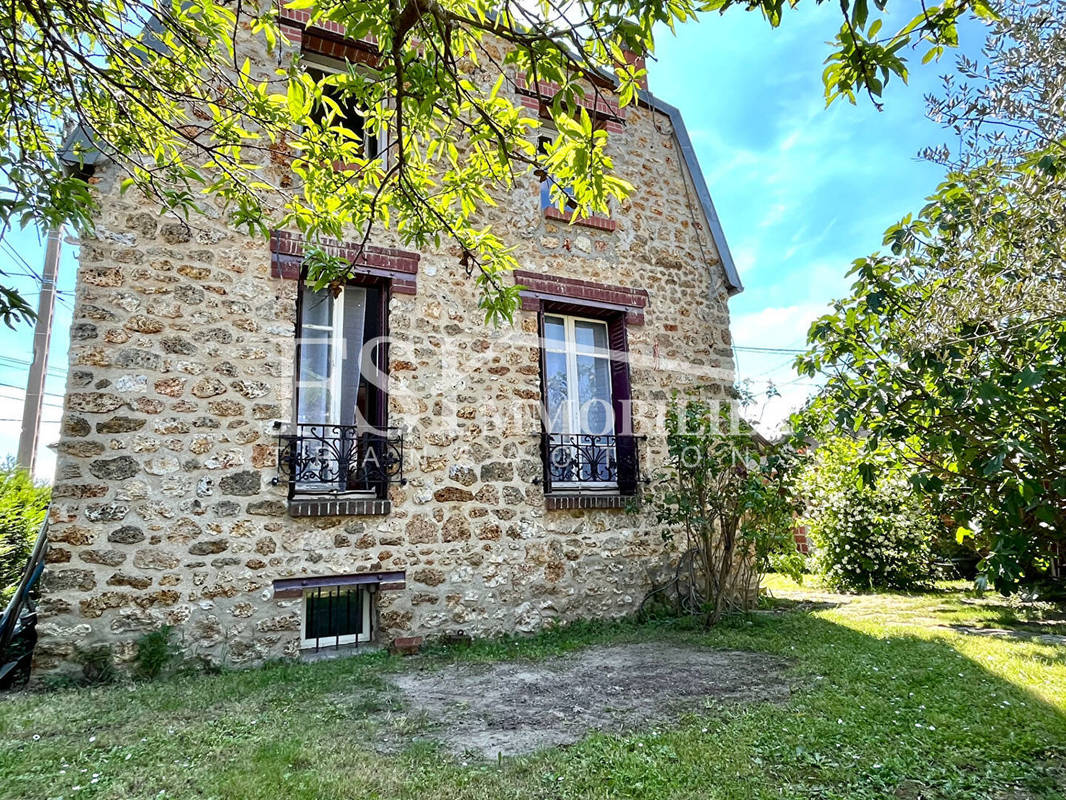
0 230 77 482
652 4 985 431
0 5 986 481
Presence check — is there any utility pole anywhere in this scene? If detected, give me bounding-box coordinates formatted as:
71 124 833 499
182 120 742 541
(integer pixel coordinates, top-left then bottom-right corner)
17 226 62 475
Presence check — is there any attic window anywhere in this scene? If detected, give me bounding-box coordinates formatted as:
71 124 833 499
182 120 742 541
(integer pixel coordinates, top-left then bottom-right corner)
538 135 577 214
536 134 617 232
303 53 385 163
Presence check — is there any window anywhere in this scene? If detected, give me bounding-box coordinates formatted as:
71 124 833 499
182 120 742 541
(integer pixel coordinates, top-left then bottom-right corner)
301 585 372 649
540 312 637 493
289 281 392 496
543 314 615 442
303 54 386 163
538 135 577 213
297 283 386 431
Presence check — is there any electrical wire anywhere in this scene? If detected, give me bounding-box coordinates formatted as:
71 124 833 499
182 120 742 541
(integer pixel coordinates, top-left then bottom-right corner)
0 241 43 284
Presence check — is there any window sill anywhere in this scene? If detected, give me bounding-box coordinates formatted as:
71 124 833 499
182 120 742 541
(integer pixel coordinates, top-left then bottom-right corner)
289 497 392 517
543 206 618 232
299 642 384 663
545 493 634 511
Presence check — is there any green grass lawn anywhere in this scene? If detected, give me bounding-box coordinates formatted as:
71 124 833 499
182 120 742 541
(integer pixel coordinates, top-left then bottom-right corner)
2 581 1064 799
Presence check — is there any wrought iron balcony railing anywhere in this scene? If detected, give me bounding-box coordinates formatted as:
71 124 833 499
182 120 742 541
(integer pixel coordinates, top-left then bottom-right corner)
276 424 404 500
539 432 641 495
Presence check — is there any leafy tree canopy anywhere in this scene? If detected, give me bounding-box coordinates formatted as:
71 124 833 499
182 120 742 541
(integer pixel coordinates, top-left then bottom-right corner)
797 0 1066 592
0 0 991 325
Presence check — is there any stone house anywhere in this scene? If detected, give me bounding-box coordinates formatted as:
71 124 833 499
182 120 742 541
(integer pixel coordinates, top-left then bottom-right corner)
33 11 743 674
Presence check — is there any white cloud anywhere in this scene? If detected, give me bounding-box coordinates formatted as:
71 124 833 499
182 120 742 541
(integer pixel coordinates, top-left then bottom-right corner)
730 302 830 435
732 302 829 351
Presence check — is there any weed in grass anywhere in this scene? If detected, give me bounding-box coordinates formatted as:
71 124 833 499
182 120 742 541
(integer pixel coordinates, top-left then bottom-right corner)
72 644 115 685
133 625 178 681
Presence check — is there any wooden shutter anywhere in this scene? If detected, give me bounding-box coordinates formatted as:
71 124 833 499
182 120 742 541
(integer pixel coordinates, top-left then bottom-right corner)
607 314 638 495
374 284 390 431
284 264 311 501
292 262 310 423
369 284 390 498
536 307 553 495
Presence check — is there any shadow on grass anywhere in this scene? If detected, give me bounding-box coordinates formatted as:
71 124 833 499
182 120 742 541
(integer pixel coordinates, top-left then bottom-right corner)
1 607 1064 800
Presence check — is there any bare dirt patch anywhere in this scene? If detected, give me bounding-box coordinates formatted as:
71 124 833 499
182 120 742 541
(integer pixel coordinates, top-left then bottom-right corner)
391 642 791 758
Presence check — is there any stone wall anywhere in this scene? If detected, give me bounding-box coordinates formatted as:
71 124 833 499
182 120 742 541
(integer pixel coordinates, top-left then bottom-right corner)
33 29 736 675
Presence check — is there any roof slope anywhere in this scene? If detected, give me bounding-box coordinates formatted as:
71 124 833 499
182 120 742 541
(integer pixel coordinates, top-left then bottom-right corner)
638 91 742 295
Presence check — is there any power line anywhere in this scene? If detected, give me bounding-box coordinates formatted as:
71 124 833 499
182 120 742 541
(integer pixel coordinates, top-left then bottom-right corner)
0 382 66 400
732 345 807 354
0 354 68 376
0 241 43 284
0 397 66 409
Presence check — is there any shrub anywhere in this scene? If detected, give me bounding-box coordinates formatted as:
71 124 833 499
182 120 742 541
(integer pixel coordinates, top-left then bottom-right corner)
74 645 116 685
0 460 50 604
798 437 937 591
134 625 178 680
652 396 803 626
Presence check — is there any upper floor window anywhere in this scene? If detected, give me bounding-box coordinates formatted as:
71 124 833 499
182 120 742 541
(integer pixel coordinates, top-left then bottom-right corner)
286 282 398 499
297 283 386 431
303 53 386 163
539 311 637 494
543 314 614 440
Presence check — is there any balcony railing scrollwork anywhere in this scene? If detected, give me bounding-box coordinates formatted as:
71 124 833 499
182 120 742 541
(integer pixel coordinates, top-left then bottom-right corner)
275 424 405 500
537 432 643 495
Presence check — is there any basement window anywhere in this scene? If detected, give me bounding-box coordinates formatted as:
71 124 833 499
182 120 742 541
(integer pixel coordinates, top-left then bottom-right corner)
301 585 373 649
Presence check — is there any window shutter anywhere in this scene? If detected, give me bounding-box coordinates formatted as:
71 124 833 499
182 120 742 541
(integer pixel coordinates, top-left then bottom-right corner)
292 263 310 423
374 284 391 431
536 308 553 495
607 314 638 495
285 265 311 501
367 285 391 499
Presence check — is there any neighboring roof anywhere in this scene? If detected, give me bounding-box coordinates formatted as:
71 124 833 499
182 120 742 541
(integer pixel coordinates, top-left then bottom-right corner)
58 126 103 169
637 91 743 295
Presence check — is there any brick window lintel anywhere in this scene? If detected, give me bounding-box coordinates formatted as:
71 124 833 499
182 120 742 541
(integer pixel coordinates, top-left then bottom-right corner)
279 7 379 65
270 230 418 294
515 77 626 123
514 269 647 325
543 205 618 231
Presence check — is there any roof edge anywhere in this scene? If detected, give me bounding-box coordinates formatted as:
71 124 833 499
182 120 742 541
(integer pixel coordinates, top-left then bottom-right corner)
637 90 743 295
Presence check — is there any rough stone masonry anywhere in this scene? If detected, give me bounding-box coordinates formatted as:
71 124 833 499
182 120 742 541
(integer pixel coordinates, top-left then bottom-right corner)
32 22 739 676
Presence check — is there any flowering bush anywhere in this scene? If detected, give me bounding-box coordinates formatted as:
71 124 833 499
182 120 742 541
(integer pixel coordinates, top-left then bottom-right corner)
798 438 937 591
